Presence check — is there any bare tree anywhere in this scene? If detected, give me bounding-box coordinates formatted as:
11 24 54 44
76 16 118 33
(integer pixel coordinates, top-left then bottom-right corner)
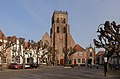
94 21 120 59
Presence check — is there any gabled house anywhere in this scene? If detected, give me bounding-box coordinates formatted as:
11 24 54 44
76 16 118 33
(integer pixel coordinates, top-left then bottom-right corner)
96 51 104 65
0 30 10 68
69 44 86 65
86 45 96 65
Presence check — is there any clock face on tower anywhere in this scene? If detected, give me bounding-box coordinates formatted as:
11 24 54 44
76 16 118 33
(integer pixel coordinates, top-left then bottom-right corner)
59 14 63 18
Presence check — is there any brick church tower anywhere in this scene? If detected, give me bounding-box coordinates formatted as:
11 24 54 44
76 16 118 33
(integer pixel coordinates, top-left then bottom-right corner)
50 11 76 65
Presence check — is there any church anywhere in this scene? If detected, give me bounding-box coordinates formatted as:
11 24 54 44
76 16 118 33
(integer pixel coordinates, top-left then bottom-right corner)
0 11 96 67
41 11 76 65
41 11 95 65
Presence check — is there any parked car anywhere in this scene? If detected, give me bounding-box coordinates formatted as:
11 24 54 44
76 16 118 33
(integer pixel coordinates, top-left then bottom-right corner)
24 63 31 69
30 62 38 68
9 63 23 69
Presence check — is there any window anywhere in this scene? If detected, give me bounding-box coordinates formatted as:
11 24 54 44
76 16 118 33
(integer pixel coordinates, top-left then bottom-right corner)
63 18 66 23
3 57 6 63
78 59 80 63
57 27 59 33
80 52 83 56
56 18 59 23
27 57 33 64
82 58 85 63
16 56 20 63
63 27 66 33
90 52 92 57
60 47 63 53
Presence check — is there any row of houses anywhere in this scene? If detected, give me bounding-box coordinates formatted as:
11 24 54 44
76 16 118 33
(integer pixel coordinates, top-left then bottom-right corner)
1 30 119 69
0 30 98 68
0 30 49 68
96 50 120 69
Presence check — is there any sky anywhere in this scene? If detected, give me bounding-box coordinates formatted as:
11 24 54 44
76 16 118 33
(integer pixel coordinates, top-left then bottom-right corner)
0 0 120 51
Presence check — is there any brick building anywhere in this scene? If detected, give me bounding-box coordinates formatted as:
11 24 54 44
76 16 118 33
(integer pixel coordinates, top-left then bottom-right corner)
41 11 76 65
41 11 96 65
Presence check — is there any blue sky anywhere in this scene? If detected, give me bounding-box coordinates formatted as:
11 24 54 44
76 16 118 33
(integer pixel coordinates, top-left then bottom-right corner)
0 0 120 50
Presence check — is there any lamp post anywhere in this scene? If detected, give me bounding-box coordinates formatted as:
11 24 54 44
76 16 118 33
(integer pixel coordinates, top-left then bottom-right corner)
104 56 108 76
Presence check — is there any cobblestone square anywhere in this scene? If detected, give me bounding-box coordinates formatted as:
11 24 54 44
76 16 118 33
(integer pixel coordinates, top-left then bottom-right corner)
0 66 120 79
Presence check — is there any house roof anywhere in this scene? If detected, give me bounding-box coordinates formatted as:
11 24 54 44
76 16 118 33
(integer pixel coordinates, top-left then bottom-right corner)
69 44 85 56
96 51 105 56
73 44 85 52
23 42 30 49
0 30 7 40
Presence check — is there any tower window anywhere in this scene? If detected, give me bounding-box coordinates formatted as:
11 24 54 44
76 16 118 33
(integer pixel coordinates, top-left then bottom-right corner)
63 18 66 23
90 52 92 57
63 27 66 33
57 18 59 23
57 27 59 33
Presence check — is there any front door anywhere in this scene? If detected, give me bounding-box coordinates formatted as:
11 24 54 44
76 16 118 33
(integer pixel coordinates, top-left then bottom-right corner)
60 59 63 65
74 59 76 65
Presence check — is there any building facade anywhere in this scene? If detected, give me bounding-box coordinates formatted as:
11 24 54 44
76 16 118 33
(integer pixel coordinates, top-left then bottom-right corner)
69 44 86 65
95 51 105 65
86 45 96 65
0 31 10 68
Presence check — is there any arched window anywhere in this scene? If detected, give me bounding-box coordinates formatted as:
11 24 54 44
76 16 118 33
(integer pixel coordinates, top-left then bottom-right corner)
57 27 59 33
90 52 92 57
45 40 49 46
63 27 66 33
63 18 66 23
56 18 59 23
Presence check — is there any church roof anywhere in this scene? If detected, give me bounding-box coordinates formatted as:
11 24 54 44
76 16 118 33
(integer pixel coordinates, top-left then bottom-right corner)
41 32 50 45
41 32 49 40
53 10 68 14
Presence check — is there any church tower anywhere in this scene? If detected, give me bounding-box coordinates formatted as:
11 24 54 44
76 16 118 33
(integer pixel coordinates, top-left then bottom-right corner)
50 11 75 65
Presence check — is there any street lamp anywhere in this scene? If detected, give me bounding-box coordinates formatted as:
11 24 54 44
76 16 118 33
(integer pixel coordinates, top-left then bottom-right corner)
104 56 108 76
